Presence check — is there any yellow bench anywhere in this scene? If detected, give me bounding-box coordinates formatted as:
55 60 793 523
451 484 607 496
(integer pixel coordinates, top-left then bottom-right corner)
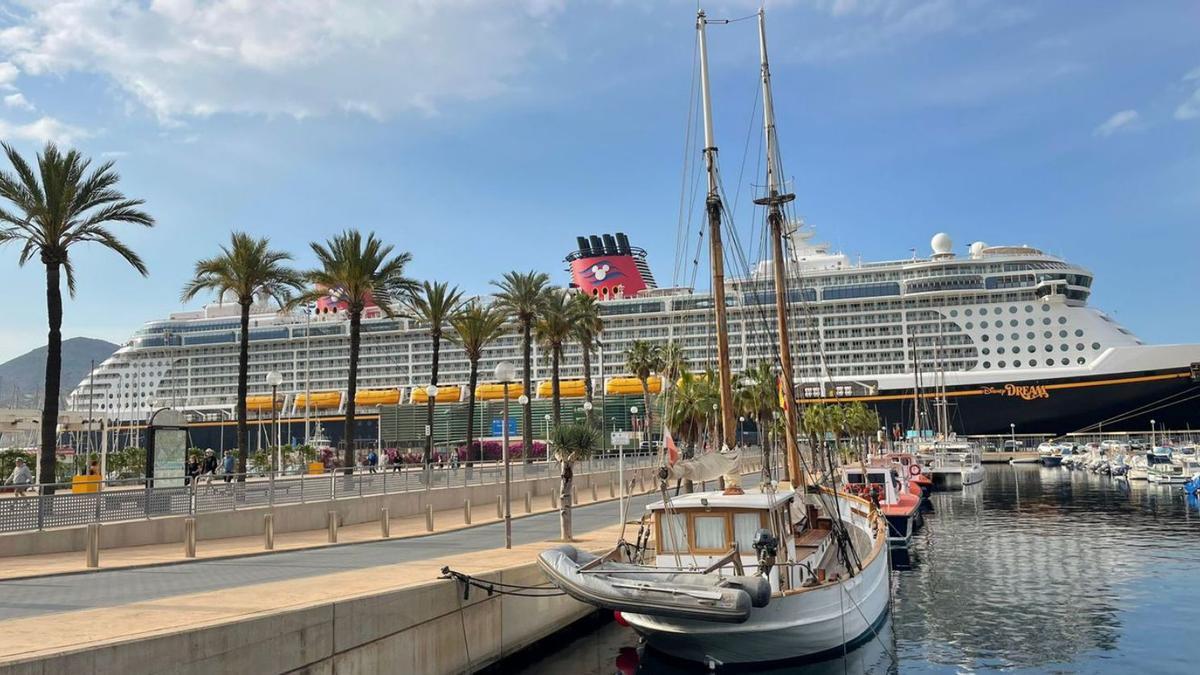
71 474 101 493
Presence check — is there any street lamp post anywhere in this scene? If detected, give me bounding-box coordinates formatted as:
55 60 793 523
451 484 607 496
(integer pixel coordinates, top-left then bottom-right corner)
518 395 530 463
1150 419 1156 448
495 362 516 549
425 384 439 481
1009 422 1017 451
738 416 745 447
544 413 552 441
265 371 284 473
712 403 719 451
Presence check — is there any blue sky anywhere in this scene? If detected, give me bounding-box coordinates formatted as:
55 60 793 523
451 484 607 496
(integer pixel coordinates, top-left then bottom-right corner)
0 0 1196 362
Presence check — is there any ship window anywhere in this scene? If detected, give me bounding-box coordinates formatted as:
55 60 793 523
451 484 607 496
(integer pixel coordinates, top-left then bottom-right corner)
1046 359 1055 366
1077 357 1086 365
1013 360 1021 368
966 322 974 329
1043 318 1051 326
1044 345 1053 352
998 361 1006 367
995 307 1003 314
1076 343 1084 350
949 310 958 317
982 348 990 355
1027 346 1036 353
693 515 728 551
1025 319 1033 326
996 334 1004 341
1027 332 1035 339
1025 305 1033 313
659 513 689 552
1059 330 1068 338
1092 342 1100 350
1011 333 1019 340
981 321 989 329
997 347 1005 354
1075 329 1084 337
983 361 991 368
981 335 989 342
965 309 974 316
1062 358 1070 365
733 513 763 552
1058 317 1067 324
1009 306 1017 314
1060 344 1069 351
1042 304 1050 311
1028 359 1037 367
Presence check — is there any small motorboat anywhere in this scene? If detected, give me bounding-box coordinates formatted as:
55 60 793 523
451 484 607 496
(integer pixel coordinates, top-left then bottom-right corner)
878 452 933 501
842 465 922 545
1038 443 1065 467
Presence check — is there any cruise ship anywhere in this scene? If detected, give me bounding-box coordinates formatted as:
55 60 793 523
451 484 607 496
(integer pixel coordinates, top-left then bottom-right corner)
67 228 1200 448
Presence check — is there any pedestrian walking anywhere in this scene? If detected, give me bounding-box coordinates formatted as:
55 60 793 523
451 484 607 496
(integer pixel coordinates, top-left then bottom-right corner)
222 450 235 482
185 456 200 485
366 449 378 474
6 458 33 497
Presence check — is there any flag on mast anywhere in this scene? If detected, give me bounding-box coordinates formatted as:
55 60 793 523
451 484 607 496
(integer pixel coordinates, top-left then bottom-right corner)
664 429 680 466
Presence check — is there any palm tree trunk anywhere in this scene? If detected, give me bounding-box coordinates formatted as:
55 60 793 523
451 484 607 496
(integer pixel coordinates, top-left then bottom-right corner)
39 261 63 490
344 308 361 472
426 329 441 473
236 301 251 476
551 346 561 428
560 460 573 541
639 379 653 448
465 359 478 467
581 341 593 424
521 319 532 461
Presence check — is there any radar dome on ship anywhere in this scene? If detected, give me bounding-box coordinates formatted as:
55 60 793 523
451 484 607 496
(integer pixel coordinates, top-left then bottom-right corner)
930 232 953 257
969 241 987 258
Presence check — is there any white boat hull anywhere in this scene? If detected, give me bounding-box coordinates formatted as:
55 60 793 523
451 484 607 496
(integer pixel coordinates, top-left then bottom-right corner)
624 498 890 665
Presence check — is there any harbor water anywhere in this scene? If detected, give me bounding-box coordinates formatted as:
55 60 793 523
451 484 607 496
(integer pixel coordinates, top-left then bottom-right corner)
502 465 1200 673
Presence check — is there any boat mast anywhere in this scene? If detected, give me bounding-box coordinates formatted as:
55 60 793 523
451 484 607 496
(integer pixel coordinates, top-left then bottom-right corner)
753 8 803 486
697 10 738 456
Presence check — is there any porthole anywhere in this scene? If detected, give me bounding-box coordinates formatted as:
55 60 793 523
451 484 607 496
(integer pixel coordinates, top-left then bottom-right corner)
982 348 990 355
995 307 1003 315
1010 320 1018 327
981 321 989 329
1028 359 1037 367
1026 332 1035 339
983 361 991 368
1074 329 1084 337
1045 359 1054 366
966 322 974 329
981 334 990 342
1013 360 1021 368
1058 317 1067 324
1042 304 1050 312
1044 331 1052 339
996 334 1004 341
1076 343 1084 350
1043 318 1051 326
1025 319 1034 326
1059 330 1067 338
1044 344 1053 352
998 347 1006 354
1077 357 1086 365
1061 358 1069 365
1027 345 1036 353
1025 305 1033 313
1011 333 1019 340
965 309 974 317
1092 342 1101 350
999 361 1007 368
980 308 988 316
950 310 958 317
1009 306 1017 314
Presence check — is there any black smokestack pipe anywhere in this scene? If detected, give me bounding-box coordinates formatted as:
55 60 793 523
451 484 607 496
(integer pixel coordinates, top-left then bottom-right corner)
589 235 604 257
615 232 631 255
602 234 618 256
576 236 591 257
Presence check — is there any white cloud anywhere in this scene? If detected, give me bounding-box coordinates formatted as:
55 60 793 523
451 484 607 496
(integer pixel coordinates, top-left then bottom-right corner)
0 116 88 144
0 0 564 124
1094 110 1139 137
1175 66 1200 121
0 61 17 89
3 92 33 110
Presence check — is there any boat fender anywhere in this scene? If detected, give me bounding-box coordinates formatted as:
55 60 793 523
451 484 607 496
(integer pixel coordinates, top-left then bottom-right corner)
909 464 921 477
613 610 629 627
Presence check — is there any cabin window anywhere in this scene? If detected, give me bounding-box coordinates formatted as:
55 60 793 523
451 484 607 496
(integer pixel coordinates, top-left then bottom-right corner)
733 513 762 552
660 513 689 552
693 516 728 551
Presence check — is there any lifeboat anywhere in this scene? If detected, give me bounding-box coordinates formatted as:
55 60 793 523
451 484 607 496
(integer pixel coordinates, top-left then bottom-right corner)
537 379 587 399
475 383 525 400
605 376 661 396
295 391 343 410
245 395 283 411
411 385 462 404
354 389 401 406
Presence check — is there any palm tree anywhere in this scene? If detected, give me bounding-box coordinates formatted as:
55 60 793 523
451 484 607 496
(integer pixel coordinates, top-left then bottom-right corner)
405 280 464 473
182 233 303 475
623 340 664 443
297 230 416 471
550 421 600 541
537 290 573 428
569 293 603 421
0 143 154 488
659 341 688 384
449 300 507 465
736 361 779 471
492 271 549 460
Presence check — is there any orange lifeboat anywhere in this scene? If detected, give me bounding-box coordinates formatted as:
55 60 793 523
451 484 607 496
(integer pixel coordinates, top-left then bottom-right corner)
295 391 342 410
536 379 586 399
411 386 462 404
475 383 525 401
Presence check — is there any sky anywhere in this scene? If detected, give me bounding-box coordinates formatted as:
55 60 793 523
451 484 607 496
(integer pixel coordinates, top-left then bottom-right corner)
0 0 1197 362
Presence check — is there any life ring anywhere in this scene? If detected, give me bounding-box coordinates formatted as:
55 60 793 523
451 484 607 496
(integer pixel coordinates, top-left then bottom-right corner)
909 464 921 477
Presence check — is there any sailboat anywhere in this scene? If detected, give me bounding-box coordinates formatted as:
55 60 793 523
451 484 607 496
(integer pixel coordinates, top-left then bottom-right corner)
538 10 890 666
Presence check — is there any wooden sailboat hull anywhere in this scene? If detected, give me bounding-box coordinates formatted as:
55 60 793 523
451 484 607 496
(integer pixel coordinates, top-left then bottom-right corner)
623 497 890 665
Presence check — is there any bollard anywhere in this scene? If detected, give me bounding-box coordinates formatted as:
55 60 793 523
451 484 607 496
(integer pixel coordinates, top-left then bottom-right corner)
86 523 100 568
263 513 275 550
591 483 597 502
496 494 503 519
327 511 338 543
380 508 390 538
183 517 196 558
426 504 434 532
572 486 578 506
524 491 531 514
549 492 556 509
609 480 615 498
464 499 472 525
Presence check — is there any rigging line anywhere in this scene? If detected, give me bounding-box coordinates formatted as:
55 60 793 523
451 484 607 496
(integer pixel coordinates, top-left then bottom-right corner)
1071 387 1200 434
674 35 702 287
729 77 762 222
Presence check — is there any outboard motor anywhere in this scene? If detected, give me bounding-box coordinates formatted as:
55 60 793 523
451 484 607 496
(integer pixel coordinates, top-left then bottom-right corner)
752 529 778 577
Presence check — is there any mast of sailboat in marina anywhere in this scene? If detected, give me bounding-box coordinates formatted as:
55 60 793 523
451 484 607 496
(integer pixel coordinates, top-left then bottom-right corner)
753 8 804 487
696 10 738 460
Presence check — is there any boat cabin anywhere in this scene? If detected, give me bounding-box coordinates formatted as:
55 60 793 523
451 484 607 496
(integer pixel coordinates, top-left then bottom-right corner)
840 467 902 504
645 489 841 593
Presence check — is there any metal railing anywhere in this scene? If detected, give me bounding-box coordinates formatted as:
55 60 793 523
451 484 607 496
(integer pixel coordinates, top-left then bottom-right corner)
0 452 681 534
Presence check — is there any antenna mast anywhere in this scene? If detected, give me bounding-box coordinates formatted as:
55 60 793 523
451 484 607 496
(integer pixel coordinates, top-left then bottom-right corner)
697 10 738 462
753 8 803 486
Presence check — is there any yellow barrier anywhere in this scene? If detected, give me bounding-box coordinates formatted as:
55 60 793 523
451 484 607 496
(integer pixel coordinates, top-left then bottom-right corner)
308 462 325 475
71 474 101 493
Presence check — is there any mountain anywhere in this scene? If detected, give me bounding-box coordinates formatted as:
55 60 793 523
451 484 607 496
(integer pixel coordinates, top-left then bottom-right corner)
0 337 119 408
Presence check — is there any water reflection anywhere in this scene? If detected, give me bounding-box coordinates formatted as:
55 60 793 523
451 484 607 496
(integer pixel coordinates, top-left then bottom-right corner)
506 466 1200 674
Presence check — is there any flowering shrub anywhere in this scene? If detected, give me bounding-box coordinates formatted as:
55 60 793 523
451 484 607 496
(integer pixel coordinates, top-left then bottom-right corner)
456 441 548 462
